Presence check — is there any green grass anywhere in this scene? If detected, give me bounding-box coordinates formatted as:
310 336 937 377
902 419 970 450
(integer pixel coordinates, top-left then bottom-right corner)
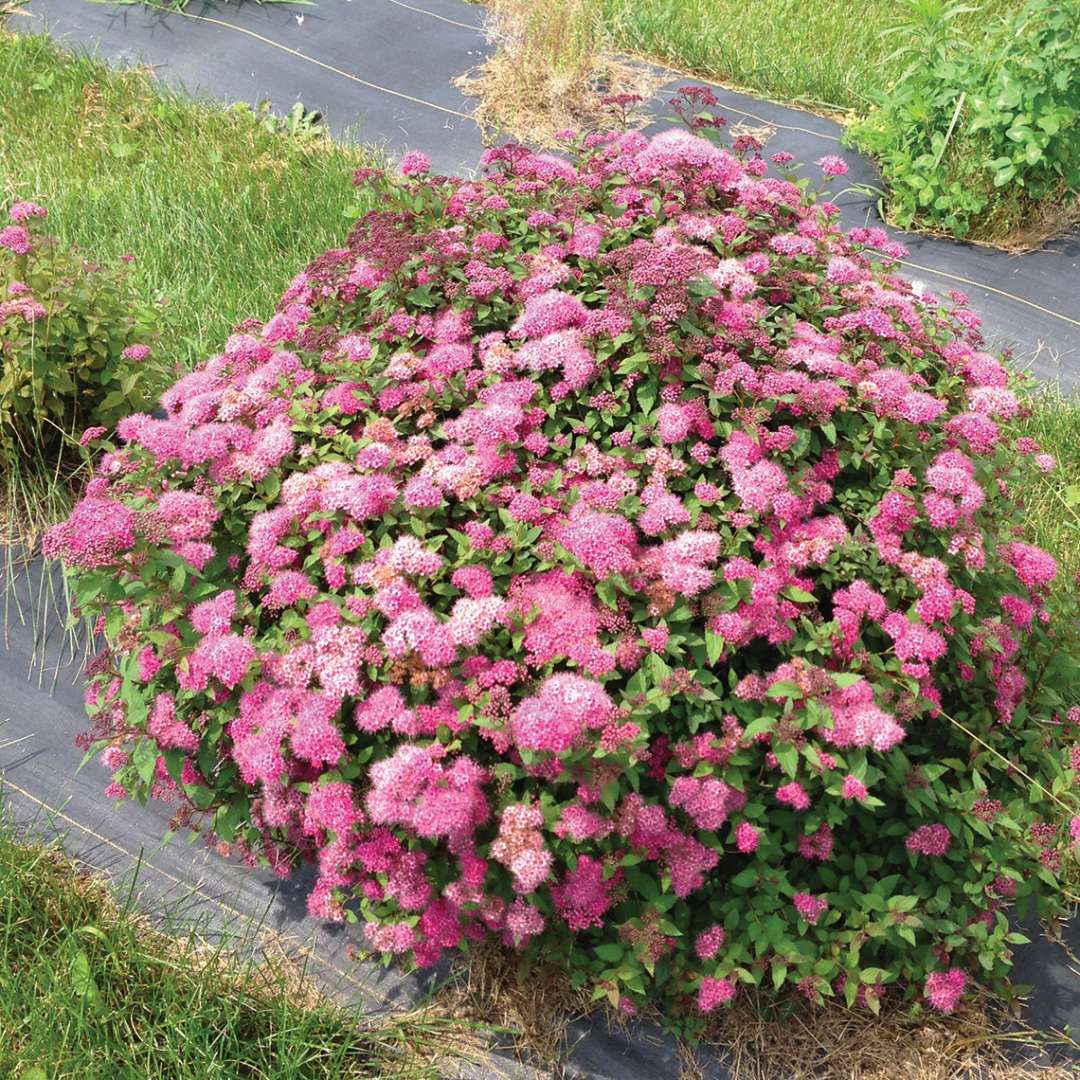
0 31 375 367
0 812 466 1079
1016 390 1080 591
597 0 1013 113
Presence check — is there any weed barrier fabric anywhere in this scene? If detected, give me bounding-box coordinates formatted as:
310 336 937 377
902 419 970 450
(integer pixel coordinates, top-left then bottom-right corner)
18 0 1080 390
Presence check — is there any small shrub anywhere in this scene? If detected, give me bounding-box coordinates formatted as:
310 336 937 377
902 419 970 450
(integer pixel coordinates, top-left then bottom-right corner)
48 110 1079 1039
846 0 1080 243
0 201 171 464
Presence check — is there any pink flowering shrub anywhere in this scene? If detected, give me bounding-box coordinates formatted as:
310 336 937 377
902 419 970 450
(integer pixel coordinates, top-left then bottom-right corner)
0 200 170 463
48 99 1079 1037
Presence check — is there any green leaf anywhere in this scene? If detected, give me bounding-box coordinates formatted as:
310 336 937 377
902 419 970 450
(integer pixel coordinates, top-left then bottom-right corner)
830 672 864 689
260 472 281 501
71 947 104 1011
767 681 803 700
741 716 776 741
596 576 619 610
132 739 158 786
215 798 250 842
993 163 1017 187
163 748 188 786
888 895 919 912
616 352 650 374
775 742 799 778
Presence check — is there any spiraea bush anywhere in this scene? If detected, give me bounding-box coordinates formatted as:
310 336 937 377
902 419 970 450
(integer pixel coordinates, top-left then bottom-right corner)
0 201 170 466
47 95 1079 1038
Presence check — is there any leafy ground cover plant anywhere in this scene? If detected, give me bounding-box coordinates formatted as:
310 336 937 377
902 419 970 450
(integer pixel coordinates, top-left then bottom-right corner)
48 97 1079 1040
0 199 173 547
846 0 1080 244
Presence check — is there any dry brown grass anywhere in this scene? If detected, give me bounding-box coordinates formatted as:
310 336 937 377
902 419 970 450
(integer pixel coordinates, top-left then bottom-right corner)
444 938 1079 1079
0 0 26 24
442 940 599 1064
701 986 1078 1080
455 0 661 146
990 192 1080 256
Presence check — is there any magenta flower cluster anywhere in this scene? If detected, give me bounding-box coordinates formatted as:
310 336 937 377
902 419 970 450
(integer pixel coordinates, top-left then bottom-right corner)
48 106 1078 1032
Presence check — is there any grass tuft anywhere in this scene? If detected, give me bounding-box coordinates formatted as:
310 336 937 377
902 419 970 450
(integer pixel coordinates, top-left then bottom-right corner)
1014 383 1080 590
596 0 1014 115
0 808 473 1079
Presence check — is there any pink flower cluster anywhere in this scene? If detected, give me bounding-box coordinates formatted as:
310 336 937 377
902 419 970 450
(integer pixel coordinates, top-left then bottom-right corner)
793 892 829 925
511 673 613 753
924 968 967 1013
492 801 552 893
906 824 951 856
697 976 737 1012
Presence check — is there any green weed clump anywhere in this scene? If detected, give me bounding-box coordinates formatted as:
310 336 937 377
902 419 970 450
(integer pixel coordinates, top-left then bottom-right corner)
1 202 172 486
846 0 1080 245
